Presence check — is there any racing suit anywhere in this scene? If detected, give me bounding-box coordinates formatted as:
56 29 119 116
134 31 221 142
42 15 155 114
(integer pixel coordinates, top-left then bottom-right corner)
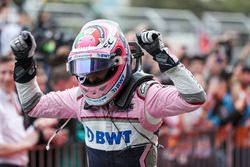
15 63 206 167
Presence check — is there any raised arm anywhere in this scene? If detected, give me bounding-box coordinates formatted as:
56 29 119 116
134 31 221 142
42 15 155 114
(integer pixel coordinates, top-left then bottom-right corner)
136 30 206 122
10 31 78 118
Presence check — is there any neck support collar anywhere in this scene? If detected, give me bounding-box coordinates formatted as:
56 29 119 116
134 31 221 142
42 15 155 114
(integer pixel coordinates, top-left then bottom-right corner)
83 71 154 110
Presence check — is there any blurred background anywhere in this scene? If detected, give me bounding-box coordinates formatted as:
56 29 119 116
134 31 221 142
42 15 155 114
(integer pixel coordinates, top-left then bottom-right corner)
1 0 250 167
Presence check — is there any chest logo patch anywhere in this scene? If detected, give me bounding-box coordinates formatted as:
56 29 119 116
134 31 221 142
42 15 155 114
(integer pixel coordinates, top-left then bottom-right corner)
86 126 132 145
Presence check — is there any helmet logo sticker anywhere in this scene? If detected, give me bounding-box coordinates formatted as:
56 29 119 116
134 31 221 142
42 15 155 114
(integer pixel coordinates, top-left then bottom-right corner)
103 36 116 49
74 27 102 49
111 73 125 93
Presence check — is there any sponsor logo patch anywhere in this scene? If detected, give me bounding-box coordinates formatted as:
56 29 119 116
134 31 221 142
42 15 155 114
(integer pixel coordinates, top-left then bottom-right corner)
86 126 132 145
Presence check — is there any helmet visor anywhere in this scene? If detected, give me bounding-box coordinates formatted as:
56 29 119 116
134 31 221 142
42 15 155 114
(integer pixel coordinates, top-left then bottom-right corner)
68 58 115 76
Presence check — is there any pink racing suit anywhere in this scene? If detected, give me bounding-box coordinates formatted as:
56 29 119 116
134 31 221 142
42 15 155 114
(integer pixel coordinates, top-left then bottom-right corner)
16 64 206 167
29 83 202 167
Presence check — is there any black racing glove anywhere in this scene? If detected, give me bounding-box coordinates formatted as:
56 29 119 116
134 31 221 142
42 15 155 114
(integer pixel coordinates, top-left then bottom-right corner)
136 30 179 72
10 31 37 83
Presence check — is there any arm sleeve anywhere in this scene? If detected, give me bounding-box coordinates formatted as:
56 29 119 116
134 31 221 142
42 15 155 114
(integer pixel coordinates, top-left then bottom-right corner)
15 77 43 113
165 63 206 104
28 87 79 119
16 77 79 119
145 84 203 119
140 64 206 125
145 64 206 122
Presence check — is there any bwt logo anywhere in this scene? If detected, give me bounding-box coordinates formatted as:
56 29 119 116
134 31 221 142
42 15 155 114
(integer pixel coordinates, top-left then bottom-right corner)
98 54 110 59
111 74 125 93
86 126 132 145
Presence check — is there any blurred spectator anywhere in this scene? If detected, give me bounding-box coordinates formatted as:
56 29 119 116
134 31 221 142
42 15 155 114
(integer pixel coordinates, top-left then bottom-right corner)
210 32 237 64
0 55 38 167
0 55 59 167
204 49 228 82
179 54 190 69
0 0 21 56
50 64 78 92
173 44 188 60
203 76 232 167
32 10 62 63
205 75 234 128
34 10 57 31
230 63 250 167
17 9 33 31
188 55 206 75
239 42 250 70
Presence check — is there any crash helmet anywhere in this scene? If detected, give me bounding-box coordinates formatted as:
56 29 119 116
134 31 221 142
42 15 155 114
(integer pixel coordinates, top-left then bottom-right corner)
67 19 132 106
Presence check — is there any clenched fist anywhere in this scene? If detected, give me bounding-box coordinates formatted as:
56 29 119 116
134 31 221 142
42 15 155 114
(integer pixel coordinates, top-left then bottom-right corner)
10 31 37 83
136 30 179 72
10 31 36 60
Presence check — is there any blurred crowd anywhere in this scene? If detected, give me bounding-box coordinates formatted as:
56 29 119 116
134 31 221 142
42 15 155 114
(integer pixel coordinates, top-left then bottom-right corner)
0 0 250 167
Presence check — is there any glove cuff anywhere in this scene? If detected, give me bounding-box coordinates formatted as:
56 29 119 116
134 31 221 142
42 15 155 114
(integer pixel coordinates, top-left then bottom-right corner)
155 49 179 72
14 58 37 83
150 48 162 57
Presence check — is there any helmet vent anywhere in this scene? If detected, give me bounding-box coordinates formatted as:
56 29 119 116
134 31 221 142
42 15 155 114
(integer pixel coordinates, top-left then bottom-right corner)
115 48 122 56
